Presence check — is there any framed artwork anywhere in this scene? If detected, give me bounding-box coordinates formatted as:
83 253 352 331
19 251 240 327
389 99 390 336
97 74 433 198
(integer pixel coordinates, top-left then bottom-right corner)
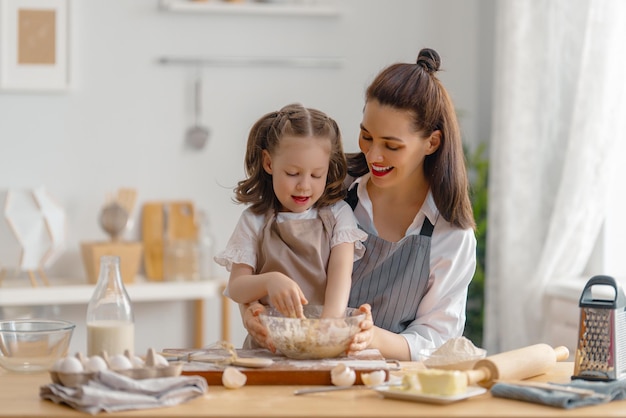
0 0 69 92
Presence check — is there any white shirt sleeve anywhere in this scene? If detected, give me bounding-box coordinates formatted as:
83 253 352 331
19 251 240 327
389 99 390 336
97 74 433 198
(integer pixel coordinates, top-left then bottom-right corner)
213 208 263 272
330 201 369 260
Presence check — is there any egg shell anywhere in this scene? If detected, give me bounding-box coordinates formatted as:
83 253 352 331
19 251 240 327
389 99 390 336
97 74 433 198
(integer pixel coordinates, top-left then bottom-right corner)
222 366 247 389
361 369 386 387
330 363 356 387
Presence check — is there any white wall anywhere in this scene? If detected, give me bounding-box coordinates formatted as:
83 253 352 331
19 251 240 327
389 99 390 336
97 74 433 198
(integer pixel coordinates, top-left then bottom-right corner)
0 0 491 350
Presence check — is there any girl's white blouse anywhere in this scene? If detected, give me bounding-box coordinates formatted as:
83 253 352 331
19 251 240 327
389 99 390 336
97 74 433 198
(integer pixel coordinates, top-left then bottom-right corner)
215 200 368 272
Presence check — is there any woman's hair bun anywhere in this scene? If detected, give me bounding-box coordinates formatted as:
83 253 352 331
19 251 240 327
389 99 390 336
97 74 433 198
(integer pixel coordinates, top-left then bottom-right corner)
416 48 441 73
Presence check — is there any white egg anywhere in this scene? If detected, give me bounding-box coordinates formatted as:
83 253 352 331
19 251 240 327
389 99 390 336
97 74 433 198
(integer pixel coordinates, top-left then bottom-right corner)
52 358 65 372
108 354 133 370
130 355 145 368
330 363 356 387
152 353 168 367
222 366 247 389
361 369 386 387
59 356 84 373
84 355 108 372
145 348 169 367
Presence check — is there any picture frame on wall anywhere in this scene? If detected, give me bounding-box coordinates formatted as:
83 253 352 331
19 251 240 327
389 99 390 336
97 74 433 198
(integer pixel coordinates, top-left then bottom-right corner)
0 0 69 92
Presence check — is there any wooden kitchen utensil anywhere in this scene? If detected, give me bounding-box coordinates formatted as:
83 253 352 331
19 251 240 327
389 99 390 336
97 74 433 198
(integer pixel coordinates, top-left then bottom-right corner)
170 348 395 386
464 344 569 388
142 201 198 281
142 203 166 280
116 188 137 217
166 202 198 241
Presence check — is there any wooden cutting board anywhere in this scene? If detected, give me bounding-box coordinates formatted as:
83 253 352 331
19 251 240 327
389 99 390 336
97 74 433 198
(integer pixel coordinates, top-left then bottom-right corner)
142 201 197 281
162 348 395 386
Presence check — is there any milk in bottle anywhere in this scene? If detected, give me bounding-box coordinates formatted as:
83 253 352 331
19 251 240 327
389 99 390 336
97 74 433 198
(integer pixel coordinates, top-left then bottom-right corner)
86 255 135 356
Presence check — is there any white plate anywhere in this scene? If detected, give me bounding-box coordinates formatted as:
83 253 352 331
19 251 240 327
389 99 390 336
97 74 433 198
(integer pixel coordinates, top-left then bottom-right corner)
375 385 487 405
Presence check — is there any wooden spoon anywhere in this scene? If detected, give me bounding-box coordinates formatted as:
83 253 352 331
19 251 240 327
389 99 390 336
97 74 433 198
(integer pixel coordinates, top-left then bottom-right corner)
116 188 137 216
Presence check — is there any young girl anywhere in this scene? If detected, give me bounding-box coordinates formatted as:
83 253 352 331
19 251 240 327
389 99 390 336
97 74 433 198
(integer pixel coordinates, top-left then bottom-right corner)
215 103 367 325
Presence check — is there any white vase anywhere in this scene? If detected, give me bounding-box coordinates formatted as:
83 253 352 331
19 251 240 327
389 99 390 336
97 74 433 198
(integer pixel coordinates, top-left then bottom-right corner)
0 187 66 281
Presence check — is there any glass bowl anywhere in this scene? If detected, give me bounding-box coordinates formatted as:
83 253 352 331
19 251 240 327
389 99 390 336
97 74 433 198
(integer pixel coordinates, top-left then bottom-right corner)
259 305 364 360
0 319 75 373
419 346 487 370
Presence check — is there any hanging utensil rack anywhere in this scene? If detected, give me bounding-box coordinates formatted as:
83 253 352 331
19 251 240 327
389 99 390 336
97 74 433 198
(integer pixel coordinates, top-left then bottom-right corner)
160 55 343 150
158 56 344 69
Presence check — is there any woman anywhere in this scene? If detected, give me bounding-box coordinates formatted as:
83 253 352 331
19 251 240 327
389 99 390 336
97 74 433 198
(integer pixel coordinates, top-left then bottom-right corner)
243 48 477 361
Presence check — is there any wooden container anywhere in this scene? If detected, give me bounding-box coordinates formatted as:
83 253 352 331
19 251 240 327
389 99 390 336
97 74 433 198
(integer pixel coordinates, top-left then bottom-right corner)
81 241 143 284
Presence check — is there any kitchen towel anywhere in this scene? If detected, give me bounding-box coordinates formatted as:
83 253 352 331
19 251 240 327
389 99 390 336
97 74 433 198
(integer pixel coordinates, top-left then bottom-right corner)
490 379 626 409
40 369 208 415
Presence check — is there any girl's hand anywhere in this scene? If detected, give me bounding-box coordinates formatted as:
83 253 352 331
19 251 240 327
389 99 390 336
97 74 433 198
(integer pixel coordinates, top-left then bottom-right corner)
266 274 308 318
347 303 374 354
242 302 276 352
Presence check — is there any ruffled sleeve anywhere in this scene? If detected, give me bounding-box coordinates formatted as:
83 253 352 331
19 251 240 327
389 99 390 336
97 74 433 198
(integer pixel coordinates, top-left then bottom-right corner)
213 209 263 272
330 201 369 261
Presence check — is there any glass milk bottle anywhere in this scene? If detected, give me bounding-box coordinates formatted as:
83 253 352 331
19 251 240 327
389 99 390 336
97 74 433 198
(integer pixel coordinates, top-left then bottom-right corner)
86 255 135 356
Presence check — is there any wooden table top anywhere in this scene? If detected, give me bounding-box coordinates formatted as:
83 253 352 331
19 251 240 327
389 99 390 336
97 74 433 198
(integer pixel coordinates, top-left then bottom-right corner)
1 362 625 417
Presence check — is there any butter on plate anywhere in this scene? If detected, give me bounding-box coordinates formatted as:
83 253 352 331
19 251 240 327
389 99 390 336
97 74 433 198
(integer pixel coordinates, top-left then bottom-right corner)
416 369 468 396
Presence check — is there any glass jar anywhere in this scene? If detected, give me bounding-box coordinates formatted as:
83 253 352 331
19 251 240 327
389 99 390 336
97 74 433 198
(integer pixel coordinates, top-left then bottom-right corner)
163 239 199 281
197 209 216 280
86 255 135 356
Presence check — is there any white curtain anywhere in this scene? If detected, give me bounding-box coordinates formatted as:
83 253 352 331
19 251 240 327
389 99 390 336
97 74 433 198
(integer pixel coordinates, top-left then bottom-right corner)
484 0 626 353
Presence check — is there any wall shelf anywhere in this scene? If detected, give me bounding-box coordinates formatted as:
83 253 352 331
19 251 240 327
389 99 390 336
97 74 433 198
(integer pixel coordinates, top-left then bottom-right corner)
159 0 340 17
158 56 344 68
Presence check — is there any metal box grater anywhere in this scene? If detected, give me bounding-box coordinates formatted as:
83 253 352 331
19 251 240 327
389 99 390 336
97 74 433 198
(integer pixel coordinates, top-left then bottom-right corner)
573 275 626 381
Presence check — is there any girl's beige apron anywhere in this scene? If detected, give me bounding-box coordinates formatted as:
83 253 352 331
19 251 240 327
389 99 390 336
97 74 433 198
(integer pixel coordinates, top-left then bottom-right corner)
243 207 335 349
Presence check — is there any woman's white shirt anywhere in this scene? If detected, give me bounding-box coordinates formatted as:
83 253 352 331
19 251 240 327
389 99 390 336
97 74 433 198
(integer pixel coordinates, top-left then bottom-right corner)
351 174 477 360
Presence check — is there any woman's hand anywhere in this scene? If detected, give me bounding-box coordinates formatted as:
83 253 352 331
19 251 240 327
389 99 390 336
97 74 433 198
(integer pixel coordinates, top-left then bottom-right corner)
242 301 276 352
347 303 374 354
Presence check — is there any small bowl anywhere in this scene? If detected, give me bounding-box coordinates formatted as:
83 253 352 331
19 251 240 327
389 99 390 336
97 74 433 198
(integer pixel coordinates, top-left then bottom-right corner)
0 319 75 373
419 347 487 370
259 305 365 360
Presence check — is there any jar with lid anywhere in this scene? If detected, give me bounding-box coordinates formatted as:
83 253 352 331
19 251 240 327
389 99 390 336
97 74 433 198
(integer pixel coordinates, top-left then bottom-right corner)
86 255 135 356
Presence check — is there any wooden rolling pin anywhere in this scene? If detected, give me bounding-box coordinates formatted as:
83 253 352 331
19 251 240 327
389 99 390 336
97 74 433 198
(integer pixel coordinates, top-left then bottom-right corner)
465 344 570 388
